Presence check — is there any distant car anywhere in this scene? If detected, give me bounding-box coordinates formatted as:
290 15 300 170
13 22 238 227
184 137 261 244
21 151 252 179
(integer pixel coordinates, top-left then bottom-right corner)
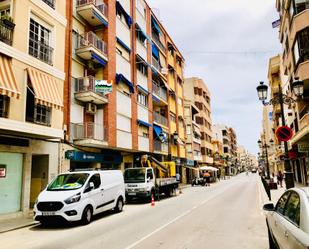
251 168 257 173
263 188 309 249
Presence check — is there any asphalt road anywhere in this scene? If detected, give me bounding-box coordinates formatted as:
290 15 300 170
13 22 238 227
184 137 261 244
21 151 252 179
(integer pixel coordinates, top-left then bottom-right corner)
0 173 268 249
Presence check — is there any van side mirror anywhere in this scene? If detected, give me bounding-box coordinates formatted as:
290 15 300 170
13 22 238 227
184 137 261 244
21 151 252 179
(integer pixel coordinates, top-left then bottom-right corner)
147 177 150 183
263 203 275 211
84 182 95 193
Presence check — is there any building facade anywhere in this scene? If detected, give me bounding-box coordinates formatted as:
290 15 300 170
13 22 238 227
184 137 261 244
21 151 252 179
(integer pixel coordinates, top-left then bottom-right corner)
184 77 213 166
62 0 186 177
0 0 66 216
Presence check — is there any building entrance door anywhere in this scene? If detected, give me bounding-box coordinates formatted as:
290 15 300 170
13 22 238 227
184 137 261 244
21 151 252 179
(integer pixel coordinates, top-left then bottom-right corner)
30 155 49 208
0 152 23 214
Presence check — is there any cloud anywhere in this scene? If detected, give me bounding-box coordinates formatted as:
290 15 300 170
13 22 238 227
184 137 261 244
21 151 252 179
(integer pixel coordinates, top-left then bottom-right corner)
147 0 281 154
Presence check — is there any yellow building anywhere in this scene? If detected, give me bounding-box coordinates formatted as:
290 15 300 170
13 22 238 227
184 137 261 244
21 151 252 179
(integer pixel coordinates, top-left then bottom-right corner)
0 0 66 217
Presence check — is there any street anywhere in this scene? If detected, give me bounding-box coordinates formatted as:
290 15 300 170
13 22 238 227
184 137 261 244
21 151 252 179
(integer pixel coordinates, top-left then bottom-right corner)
0 173 268 249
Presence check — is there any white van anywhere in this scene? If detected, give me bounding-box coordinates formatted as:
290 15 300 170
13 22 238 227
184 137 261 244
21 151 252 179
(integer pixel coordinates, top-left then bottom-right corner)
34 170 125 225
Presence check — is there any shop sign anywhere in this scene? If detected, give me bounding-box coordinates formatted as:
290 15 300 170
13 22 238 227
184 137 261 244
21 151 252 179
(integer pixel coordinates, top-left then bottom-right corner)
298 143 309 153
0 165 6 178
186 159 194 166
65 150 122 164
95 80 113 95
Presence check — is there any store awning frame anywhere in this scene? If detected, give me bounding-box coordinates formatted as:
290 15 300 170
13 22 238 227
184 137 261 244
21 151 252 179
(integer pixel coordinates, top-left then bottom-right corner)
0 54 20 98
27 68 63 109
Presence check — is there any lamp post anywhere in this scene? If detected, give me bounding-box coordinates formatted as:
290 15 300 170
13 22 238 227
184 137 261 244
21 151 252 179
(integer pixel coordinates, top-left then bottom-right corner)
256 78 304 189
258 137 274 178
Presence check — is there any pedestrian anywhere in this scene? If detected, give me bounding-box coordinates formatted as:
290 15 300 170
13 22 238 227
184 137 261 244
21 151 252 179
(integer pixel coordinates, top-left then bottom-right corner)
217 169 221 181
176 172 181 182
204 171 211 186
277 171 283 187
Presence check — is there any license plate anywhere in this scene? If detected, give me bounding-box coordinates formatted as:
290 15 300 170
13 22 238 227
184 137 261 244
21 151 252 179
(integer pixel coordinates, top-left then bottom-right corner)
128 192 136 196
41 212 55 216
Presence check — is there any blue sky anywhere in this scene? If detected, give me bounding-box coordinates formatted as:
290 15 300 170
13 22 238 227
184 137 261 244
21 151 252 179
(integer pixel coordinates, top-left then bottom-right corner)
147 0 282 154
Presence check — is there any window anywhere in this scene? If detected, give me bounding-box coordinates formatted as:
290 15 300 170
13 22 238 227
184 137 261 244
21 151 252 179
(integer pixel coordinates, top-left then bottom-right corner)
72 30 79 54
35 104 51 126
294 27 309 65
0 8 10 18
137 92 148 107
170 112 176 122
284 192 300 226
136 0 146 17
42 0 55 9
0 95 9 118
293 0 309 15
177 97 182 106
88 174 101 189
137 61 147 76
147 169 153 179
29 18 53 65
276 192 291 215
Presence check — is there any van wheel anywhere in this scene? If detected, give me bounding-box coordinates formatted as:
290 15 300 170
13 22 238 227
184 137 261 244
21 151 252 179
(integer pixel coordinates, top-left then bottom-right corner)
81 206 92 225
114 198 124 213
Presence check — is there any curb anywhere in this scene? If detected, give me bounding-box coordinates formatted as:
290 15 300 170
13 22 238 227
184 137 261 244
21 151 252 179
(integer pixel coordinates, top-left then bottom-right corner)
0 221 39 234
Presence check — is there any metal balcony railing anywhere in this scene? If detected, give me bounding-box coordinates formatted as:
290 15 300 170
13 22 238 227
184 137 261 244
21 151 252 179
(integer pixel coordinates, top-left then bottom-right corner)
76 0 108 18
42 0 55 9
0 19 14 45
77 32 107 56
154 140 168 153
152 81 167 101
75 76 103 95
28 37 53 65
151 32 166 53
71 122 107 141
152 57 162 72
154 112 167 126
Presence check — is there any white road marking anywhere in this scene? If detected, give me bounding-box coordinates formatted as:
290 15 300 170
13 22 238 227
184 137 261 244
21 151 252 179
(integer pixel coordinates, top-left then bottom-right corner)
124 181 239 249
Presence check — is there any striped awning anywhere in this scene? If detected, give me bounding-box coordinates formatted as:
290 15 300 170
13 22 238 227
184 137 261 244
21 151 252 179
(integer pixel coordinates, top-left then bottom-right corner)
0 54 20 98
27 68 63 109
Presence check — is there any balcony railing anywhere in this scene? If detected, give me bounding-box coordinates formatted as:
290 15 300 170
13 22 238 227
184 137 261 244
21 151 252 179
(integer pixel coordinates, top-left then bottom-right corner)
76 0 108 18
151 32 166 53
154 112 168 126
152 57 162 72
42 0 55 9
152 81 167 101
29 37 53 65
71 122 107 141
0 19 14 45
154 140 168 153
77 32 107 56
75 76 100 94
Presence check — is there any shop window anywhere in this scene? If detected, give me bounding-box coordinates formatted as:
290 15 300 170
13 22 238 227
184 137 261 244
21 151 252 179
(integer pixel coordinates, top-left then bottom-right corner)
0 95 9 118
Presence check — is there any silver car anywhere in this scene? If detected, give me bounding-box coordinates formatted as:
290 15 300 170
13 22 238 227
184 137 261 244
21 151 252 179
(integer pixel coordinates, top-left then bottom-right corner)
263 188 309 249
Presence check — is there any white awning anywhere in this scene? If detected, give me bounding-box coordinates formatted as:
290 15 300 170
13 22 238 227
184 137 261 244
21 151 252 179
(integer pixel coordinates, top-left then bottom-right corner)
199 166 219 171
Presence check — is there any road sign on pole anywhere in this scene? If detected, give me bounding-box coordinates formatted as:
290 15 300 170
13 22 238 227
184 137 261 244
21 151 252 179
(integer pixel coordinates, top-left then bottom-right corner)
276 126 293 142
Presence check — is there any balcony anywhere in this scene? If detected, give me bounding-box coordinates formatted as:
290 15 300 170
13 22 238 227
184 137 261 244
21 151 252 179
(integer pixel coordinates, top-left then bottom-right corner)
154 112 167 127
76 0 108 26
151 32 166 53
152 81 167 102
299 107 309 130
154 140 168 154
76 32 108 64
152 57 162 73
74 76 108 104
0 19 14 45
71 122 108 148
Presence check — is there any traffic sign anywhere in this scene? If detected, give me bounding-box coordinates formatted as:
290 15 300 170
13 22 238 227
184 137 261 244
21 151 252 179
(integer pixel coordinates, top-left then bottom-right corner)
276 126 293 142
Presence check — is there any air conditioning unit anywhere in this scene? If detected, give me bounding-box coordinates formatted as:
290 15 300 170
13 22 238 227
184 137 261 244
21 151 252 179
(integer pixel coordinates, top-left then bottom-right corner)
86 103 97 114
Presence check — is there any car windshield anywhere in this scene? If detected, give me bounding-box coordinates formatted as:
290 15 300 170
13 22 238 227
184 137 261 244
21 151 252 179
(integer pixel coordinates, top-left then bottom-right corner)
124 168 146 183
47 173 89 191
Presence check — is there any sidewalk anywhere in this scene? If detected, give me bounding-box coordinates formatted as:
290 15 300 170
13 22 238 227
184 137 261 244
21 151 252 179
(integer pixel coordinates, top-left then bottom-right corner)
0 215 38 234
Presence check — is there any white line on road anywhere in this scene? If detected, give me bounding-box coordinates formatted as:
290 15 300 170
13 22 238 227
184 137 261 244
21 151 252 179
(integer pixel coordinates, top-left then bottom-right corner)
124 181 239 249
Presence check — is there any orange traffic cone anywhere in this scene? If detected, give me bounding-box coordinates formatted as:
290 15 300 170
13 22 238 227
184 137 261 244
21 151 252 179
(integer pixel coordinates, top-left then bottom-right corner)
151 194 155 206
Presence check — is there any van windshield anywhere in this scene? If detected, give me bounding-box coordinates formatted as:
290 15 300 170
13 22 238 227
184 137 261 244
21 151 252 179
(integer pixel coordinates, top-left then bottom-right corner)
124 168 146 183
47 173 89 191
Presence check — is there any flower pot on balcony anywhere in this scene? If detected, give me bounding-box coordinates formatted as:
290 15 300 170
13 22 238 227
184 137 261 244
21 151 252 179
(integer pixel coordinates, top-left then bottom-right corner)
1 15 15 29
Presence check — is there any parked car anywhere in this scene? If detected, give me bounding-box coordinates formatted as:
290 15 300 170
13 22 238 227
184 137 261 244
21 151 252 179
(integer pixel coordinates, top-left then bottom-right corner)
34 170 125 225
263 188 309 249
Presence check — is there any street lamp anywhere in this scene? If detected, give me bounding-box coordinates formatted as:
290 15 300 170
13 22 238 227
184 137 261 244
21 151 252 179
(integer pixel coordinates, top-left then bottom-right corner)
258 137 272 178
256 79 304 189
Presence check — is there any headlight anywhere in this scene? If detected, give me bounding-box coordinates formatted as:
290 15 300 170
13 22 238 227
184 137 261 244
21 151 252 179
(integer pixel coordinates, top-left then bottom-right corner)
138 187 148 192
64 193 81 204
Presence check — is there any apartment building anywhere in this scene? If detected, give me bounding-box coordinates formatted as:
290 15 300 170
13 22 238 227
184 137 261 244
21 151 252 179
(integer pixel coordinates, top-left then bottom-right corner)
212 125 225 176
0 0 66 216
184 77 213 166
228 127 238 173
184 99 201 181
275 0 309 185
62 0 186 175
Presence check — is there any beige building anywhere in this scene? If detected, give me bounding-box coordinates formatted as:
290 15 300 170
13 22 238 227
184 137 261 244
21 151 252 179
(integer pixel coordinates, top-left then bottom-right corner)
184 77 213 165
275 0 309 185
0 0 66 217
